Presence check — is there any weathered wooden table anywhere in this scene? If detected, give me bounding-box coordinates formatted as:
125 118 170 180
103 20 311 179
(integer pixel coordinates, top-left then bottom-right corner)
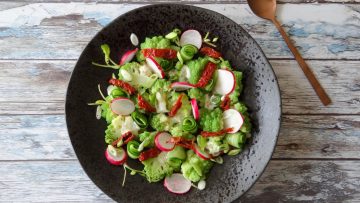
0 0 359 202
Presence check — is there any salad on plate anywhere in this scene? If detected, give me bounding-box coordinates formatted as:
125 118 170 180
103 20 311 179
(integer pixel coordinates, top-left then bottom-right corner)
89 28 252 194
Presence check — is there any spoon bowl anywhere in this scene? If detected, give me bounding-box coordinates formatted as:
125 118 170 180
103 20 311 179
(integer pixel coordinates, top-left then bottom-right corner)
248 0 277 21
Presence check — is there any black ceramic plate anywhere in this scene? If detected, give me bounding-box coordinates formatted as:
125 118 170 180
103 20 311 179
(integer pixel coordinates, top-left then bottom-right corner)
65 4 281 203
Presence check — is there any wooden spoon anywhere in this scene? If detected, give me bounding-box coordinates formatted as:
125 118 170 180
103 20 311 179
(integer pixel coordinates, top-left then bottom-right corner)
247 0 331 106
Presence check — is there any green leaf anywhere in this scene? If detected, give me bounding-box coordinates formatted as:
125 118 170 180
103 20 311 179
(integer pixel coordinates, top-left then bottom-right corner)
165 32 178 40
101 44 111 65
228 149 242 156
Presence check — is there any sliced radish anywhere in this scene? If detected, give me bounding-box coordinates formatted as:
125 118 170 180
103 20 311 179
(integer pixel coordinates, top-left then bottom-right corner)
170 82 196 91
191 99 200 120
145 57 165 78
193 144 211 160
180 29 202 49
120 48 138 65
223 109 244 133
155 132 175 152
164 173 192 194
110 97 135 115
105 145 127 166
213 69 236 95
130 33 139 46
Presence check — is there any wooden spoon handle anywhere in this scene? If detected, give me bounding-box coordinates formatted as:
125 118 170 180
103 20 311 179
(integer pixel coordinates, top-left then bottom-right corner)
272 18 331 106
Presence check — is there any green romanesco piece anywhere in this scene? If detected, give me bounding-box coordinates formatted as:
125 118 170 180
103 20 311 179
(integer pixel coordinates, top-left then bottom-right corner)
228 71 243 104
187 57 209 85
150 113 172 131
142 152 175 182
137 36 172 61
199 108 223 132
181 150 213 182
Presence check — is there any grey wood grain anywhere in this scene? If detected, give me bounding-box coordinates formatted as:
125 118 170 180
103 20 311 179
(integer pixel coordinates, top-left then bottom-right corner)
272 60 360 115
1 60 358 115
241 160 360 202
3 0 360 3
0 3 359 60
0 1 359 202
0 160 359 202
0 115 74 160
273 115 360 159
0 115 358 160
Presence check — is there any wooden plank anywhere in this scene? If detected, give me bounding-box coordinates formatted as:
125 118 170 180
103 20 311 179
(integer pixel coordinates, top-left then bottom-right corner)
0 60 73 104
0 115 358 160
0 161 112 202
273 115 360 159
272 60 360 115
241 160 360 202
0 3 359 60
4 0 360 4
0 160 359 202
0 115 74 160
0 60 358 115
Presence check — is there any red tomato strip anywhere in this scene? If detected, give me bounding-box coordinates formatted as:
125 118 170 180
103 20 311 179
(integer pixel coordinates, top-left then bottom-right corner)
170 137 194 150
220 95 231 111
139 147 161 161
200 47 222 59
112 131 133 146
142 48 177 59
109 78 136 95
168 94 183 117
200 128 234 137
137 94 156 113
196 62 217 88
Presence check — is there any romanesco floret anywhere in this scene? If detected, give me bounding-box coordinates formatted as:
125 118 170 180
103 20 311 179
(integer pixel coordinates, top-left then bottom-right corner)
187 57 209 84
150 79 171 94
101 96 117 124
142 152 174 182
150 113 172 131
187 88 206 107
199 108 223 132
181 150 213 182
137 36 172 61
228 71 243 104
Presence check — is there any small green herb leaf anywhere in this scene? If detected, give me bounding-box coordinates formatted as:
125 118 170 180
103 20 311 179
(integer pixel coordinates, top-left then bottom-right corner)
101 44 111 65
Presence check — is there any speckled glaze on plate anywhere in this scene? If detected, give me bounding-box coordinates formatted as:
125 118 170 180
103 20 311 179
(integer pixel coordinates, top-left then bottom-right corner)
65 4 281 203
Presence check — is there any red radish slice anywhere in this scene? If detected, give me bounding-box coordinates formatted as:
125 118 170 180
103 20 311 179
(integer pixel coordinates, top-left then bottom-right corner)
191 99 200 120
155 132 175 152
170 82 196 91
105 145 127 166
110 97 135 115
130 33 139 46
180 29 202 49
213 69 236 95
164 173 192 194
193 144 211 160
145 57 165 78
223 109 243 133
120 48 138 65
